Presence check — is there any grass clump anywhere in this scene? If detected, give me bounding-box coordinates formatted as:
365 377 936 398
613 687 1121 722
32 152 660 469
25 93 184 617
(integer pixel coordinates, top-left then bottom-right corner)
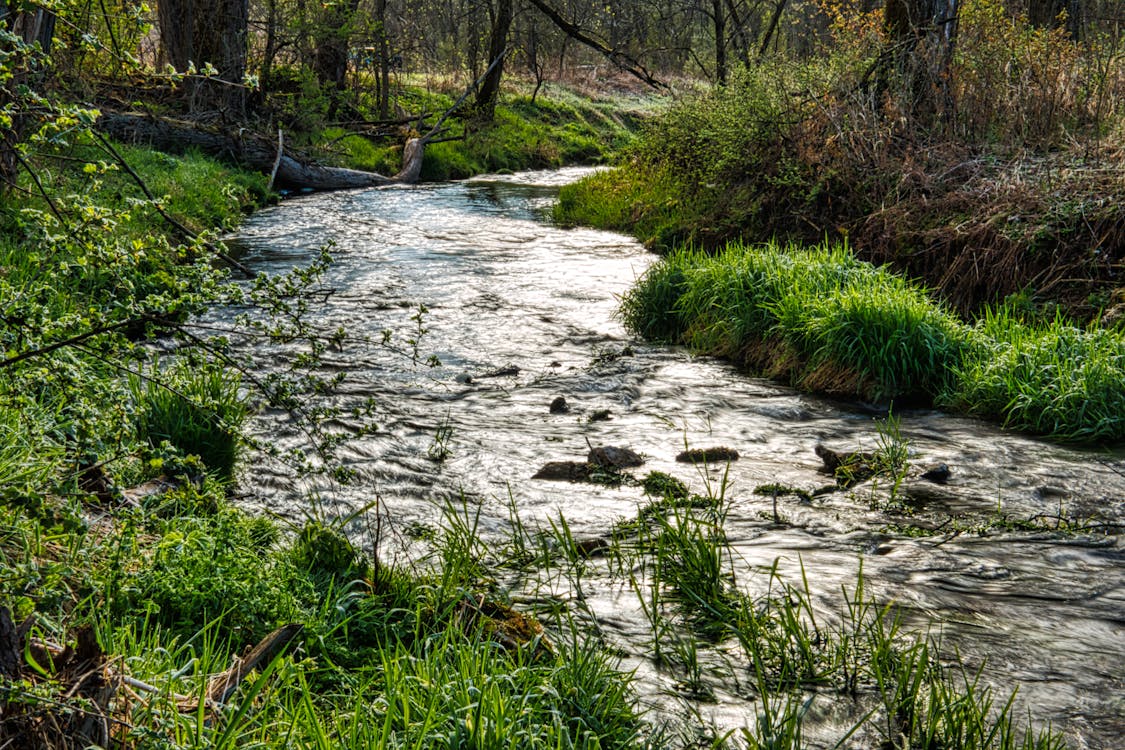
621 240 1125 443
110 507 312 644
641 471 689 500
131 359 249 483
623 240 965 401
945 307 1125 442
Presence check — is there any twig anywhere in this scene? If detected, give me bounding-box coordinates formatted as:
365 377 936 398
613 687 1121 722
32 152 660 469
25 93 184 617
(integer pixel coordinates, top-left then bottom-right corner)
10 134 67 225
0 318 141 370
421 48 512 143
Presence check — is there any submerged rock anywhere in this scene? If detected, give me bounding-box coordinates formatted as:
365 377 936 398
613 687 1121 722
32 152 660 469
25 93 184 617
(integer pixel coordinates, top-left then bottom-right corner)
815 444 876 486
588 409 612 422
920 462 951 483
480 364 520 378
573 537 611 557
587 445 644 469
642 471 689 499
532 461 591 482
549 396 570 414
676 446 740 463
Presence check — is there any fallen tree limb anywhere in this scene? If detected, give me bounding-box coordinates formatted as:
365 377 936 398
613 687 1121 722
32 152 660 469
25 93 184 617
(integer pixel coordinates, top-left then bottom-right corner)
183 623 304 709
97 112 417 190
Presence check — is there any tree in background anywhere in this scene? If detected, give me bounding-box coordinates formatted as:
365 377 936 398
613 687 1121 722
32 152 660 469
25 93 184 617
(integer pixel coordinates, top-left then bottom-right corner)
158 0 250 115
1 3 57 191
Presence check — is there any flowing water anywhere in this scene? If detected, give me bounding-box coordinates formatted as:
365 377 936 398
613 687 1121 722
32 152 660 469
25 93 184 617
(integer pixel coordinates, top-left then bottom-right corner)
226 169 1125 748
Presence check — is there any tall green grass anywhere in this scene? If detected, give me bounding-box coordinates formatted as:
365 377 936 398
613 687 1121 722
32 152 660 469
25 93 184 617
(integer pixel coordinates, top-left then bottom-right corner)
945 307 1125 442
621 240 1125 442
623 241 964 401
579 472 1069 749
131 360 249 482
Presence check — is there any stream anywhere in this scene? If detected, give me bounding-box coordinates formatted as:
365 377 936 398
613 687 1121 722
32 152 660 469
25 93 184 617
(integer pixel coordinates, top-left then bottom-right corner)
226 168 1125 748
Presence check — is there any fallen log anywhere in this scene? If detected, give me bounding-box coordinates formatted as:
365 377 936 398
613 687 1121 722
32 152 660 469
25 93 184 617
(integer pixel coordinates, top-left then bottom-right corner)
96 51 511 193
182 622 304 709
97 112 421 190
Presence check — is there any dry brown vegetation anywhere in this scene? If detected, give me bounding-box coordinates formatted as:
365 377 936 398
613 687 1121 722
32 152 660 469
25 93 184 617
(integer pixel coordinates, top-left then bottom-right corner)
560 0 1125 320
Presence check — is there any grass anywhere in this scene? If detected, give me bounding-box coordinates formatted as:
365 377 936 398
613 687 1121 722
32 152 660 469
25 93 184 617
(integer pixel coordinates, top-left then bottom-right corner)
553 25 1125 320
944 306 1125 442
619 239 1125 443
2 485 647 749
131 358 249 482
496 469 1070 749
314 85 641 181
622 241 964 401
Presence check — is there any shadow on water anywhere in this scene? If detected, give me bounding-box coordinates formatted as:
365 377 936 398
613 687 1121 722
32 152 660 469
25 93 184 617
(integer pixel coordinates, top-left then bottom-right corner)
223 167 1125 748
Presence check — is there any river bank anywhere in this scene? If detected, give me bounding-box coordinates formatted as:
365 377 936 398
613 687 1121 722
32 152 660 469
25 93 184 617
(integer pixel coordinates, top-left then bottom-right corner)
0 90 652 748
225 170 1122 749
553 47 1125 446
2 97 1120 748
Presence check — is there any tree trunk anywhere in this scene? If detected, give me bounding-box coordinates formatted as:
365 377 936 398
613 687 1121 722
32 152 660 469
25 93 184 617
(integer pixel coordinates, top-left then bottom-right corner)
158 0 248 115
712 0 727 84
0 6 56 193
258 0 279 105
473 0 514 121
1028 0 1065 27
881 0 957 124
1030 0 1082 38
375 0 391 119
758 0 788 58
312 0 363 118
725 0 753 68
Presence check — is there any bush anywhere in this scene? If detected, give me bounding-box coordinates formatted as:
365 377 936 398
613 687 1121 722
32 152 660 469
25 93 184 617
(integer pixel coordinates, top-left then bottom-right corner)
557 20 1125 316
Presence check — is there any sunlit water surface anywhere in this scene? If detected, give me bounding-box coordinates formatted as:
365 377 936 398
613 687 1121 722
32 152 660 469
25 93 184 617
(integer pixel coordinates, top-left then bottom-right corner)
226 168 1124 748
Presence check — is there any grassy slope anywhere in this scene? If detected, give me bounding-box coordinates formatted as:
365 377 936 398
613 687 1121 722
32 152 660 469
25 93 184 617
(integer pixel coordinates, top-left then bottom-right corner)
310 83 647 180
